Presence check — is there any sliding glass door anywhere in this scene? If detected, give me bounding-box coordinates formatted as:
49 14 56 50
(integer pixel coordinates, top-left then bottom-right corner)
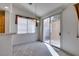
43 14 61 48
50 15 60 47
43 18 50 44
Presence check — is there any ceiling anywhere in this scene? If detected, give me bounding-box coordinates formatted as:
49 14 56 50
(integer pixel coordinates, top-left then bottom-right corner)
0 3 10 11
0 3 73 18
14 3 72 17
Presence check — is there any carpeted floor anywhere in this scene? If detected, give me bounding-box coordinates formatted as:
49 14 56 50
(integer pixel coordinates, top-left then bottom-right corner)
13 42 52 56
52 46 72 56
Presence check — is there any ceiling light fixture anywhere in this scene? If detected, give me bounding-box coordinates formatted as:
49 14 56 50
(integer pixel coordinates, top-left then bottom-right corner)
28 3 32 5
4 6 8 9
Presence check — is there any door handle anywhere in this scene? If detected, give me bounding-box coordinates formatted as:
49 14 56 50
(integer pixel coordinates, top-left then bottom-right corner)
59 32 61 36
77 36 79 38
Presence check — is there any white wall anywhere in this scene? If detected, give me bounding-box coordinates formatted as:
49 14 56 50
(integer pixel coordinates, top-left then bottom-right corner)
10 6 35 33
1 4 38 56
61 5 79 55
0 35 12 56
39 19 43 41
5 5 35 34
12 33 37 46
5 11 10 34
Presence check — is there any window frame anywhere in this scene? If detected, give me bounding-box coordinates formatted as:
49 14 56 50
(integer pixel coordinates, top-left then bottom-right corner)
16 15 36 34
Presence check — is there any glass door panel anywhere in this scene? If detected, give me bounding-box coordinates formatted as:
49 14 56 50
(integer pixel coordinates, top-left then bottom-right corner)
43 18 50 44
50 15 60 48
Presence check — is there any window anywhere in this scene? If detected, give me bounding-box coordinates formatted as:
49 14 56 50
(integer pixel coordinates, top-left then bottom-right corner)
17 16 36 34
28 19 36 33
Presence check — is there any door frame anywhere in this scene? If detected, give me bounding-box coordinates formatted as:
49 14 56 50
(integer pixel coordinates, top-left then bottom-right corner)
42 13 62 48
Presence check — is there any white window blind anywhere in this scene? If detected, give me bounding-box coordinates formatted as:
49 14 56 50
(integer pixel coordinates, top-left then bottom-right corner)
17 16 36 34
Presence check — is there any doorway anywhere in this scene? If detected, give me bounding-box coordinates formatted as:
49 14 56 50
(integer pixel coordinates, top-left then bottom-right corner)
0 11 5 33
43 14 61 48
